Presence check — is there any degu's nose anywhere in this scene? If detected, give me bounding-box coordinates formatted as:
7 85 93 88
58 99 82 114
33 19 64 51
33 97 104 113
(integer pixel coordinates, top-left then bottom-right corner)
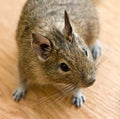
88 78 96 86
85 73 96 86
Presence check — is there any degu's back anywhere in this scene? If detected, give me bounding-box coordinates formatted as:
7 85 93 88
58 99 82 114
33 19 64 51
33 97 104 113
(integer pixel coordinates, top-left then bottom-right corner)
13 0 102 108
16 0 99 46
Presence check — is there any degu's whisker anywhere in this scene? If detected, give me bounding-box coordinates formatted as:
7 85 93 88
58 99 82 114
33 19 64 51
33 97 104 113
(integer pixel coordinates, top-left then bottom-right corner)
95 57 106 71
38 81 78 105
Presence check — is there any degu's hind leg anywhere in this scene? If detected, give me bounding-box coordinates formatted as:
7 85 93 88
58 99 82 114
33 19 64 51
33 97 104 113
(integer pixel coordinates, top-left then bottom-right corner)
90 40 102 60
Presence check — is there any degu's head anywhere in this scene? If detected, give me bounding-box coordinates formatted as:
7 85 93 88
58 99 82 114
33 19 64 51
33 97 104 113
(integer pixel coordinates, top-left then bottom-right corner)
31 10 96 88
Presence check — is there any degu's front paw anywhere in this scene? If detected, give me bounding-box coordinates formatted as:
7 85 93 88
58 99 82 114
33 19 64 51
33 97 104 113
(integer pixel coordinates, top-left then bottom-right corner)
72 90 86 108
13 87 26 102
91 40 102 60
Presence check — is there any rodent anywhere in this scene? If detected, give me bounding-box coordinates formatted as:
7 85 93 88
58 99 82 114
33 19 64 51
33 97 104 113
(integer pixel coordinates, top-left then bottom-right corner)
13 0 102 108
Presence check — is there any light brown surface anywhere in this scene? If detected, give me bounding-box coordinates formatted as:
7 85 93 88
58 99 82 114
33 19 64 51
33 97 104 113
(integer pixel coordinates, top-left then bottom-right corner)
0 0 120 119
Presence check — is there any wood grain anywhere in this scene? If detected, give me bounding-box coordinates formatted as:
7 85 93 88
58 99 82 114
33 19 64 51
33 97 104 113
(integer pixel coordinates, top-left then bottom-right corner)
0 0 120 119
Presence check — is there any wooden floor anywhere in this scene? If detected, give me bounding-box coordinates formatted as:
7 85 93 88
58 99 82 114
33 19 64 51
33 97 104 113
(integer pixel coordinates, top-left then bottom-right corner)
0 0 120 119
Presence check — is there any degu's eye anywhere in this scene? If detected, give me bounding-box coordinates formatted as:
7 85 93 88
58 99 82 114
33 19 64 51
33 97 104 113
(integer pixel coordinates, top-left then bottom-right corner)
82 48 88 57
60 63 70 72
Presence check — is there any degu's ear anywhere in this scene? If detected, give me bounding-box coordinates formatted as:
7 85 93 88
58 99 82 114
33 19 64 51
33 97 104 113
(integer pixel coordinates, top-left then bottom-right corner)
31 33 52 61
64 10 73 38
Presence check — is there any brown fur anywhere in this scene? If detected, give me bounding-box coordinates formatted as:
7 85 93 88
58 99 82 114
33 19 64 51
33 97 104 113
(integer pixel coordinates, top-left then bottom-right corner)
14 0 99 101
